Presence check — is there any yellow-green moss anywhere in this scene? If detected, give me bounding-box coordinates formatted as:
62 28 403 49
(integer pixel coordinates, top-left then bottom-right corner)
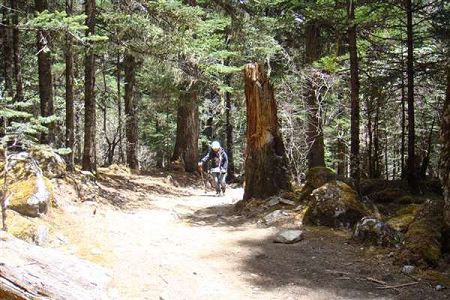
395 198 444 266
8 177 38 207
387 204 421 232
306 167 337 189
6 210 37 242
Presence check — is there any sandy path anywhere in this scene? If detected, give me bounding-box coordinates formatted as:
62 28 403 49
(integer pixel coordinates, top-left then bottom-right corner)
53 174 447 300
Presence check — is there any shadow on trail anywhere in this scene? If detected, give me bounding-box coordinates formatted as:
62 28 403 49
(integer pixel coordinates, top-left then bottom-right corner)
96 173 191 209
182 203 252 228
235 228 442 300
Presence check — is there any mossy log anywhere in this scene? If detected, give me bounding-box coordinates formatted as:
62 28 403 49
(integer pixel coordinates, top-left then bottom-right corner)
395 198 444 266
0 231 112 299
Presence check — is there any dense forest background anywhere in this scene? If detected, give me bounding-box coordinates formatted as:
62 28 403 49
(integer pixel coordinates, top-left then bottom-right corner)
0 0 449 186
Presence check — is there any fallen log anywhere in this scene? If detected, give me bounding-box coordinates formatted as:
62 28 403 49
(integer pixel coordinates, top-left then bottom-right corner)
0 231 112 299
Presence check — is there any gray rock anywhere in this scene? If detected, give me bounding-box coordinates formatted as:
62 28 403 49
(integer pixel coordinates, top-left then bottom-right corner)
263 210 290 226
280 199 296 206
34 225 48 246
267 197 281 207
401 265 416 274
353 217 402 247
274 230 304 244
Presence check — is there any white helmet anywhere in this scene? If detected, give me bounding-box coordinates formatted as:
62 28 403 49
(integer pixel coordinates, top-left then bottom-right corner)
211 141 221 151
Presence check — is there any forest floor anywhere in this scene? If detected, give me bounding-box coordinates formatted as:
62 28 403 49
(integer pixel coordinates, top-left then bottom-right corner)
47 169 448 300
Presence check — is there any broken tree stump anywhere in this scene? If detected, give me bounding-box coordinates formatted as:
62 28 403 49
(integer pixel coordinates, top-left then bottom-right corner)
242 63 291 201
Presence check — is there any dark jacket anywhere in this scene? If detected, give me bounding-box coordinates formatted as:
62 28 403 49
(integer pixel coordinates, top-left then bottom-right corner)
200 147 228 172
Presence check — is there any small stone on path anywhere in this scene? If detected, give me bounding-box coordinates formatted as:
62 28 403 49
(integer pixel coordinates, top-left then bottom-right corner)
401 265 415 274
273 229 304 244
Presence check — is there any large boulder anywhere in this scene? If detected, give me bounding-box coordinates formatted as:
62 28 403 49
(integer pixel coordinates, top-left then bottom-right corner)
303 181 369 228
305 167 337 189
5 152 54 217
395 198 444 266
353 217 402 247
29 145 66 178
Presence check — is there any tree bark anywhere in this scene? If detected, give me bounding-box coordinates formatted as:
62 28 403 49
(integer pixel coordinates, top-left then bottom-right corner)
405 0 417 188
348 0 360 189
0 232 112 299
243 63 290 201
117 53 125 163
65 0 75 171
36 0 54 144
440 65 450 225
304 22 325 168
82 0 97 172
124 53 139 170
10 0 24 102
225 74 236 181
400 38 406 178
171 87 199 173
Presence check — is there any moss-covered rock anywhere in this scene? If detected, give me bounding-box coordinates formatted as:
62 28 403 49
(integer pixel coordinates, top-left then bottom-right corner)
305 167 337 189
353 217 402 247
8 175 54 217
395 198 444 267
303 181 369 228
6 210 38 242
3 152 54 217
386 204 421 232
29 146 66 178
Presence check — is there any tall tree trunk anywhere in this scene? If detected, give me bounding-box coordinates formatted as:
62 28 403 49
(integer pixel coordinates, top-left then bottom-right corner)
420 117 436 179
124 53 139 170
10 0 23 102
1 2 13 98
348 0 360 189
65 0 75 171
171 86 199 173
242 63 291 201
82 0 96 172
117 53 125 163
405 0 417 188
441 65 450 225
225 74 235 181
304 22 325 168
171 0 199 173
36 0 54 144
374 102 381 178
400 38 406 178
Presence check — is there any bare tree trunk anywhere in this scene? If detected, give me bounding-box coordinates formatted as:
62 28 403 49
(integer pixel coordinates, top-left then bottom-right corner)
367 100 374 177
243 63 290 201
405 0 417 188
441 65 450 225
82 0 97 172
124 53 139 170
10 0 23 102
65 0 75 171
117 53 125 163
400 39 406 178
171 87 199 173
304 22 325 168
348 0 360 189
420 117 436 179
36 0 54 144
1 2 13 97
225 74 235 180
374 102 381 178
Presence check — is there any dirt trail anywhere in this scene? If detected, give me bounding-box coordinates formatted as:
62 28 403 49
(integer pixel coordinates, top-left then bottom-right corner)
52 173 447 300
